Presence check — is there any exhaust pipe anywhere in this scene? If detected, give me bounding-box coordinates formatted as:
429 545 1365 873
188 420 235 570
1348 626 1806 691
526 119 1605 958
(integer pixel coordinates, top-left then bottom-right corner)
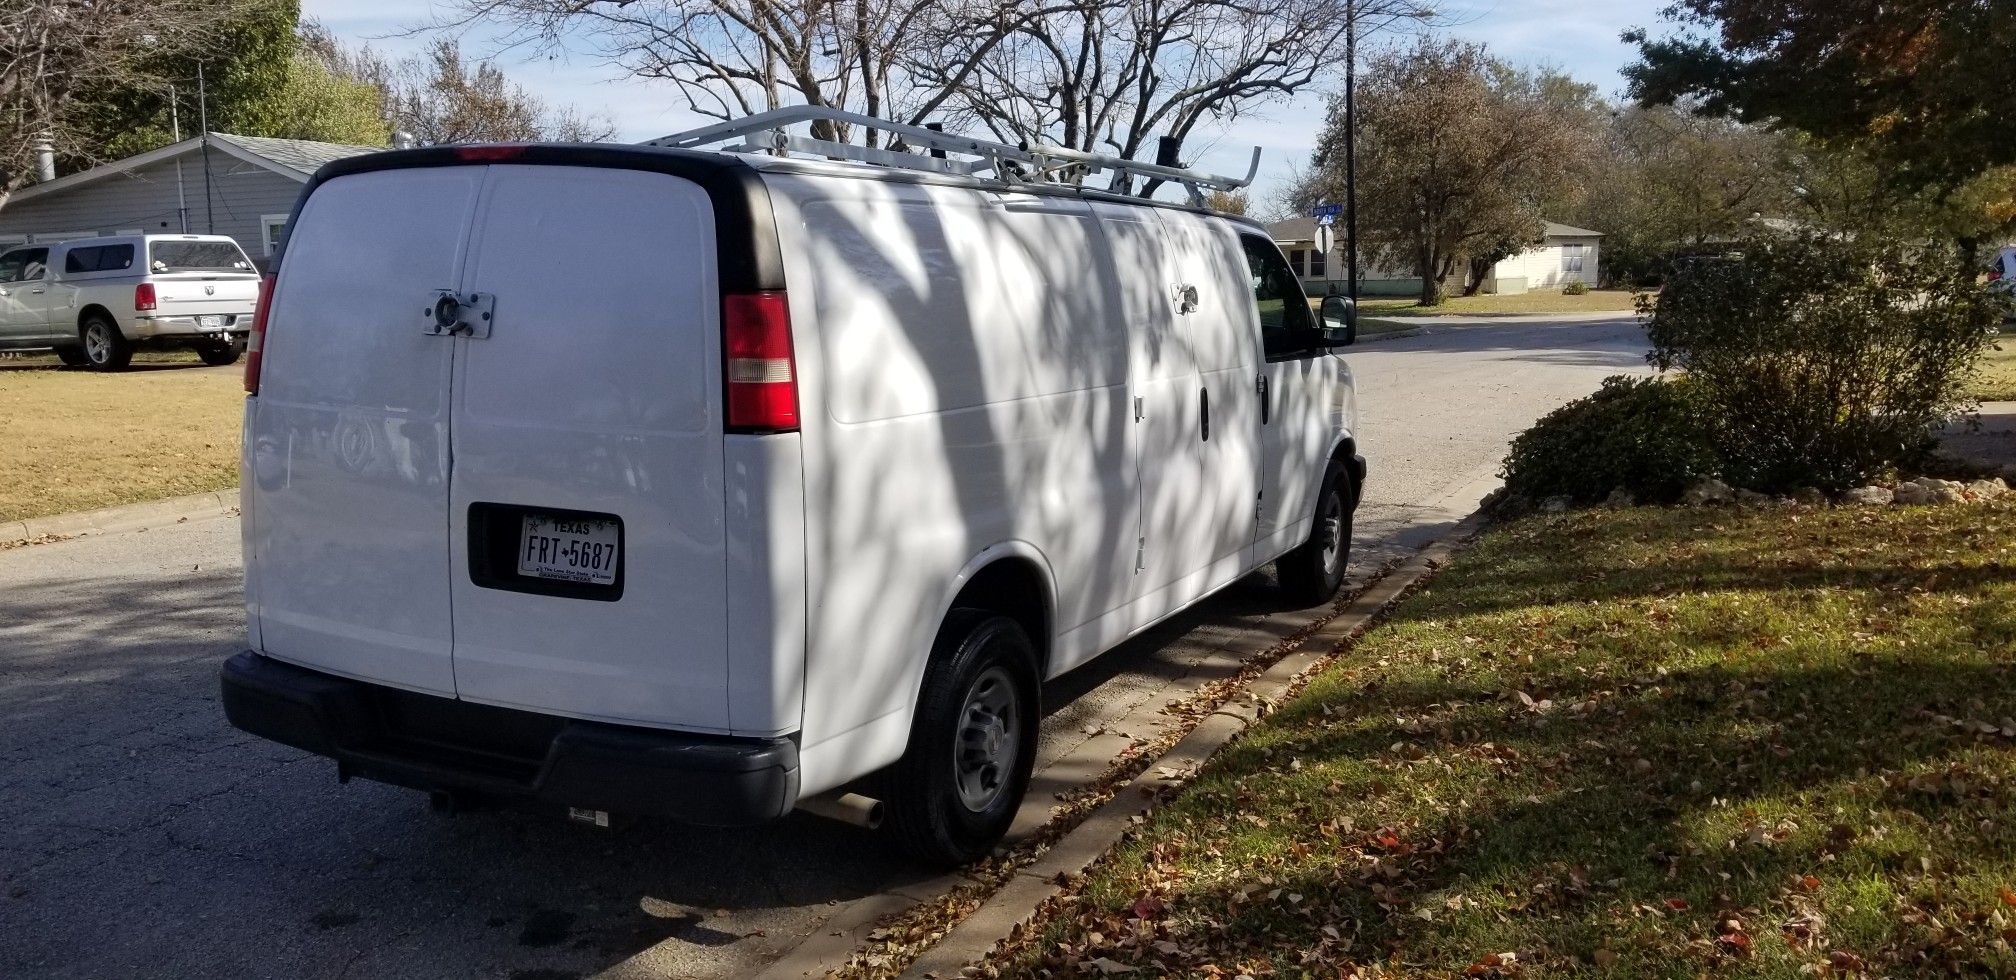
798 791 884 829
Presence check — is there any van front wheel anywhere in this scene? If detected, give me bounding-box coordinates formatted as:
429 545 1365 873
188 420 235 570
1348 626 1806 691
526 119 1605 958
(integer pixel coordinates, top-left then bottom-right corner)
882 611 1039 866
1277 461 1354 606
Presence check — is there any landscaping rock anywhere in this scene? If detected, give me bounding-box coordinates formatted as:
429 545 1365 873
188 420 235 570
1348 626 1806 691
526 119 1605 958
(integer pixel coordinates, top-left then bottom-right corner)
1602 488 1636 509
1539 496 1572 514
1681 478 1735 506
1840 486 1894 506
1894 477 1966 506
1733 488 1772 506
1790 488 1829 506
1968 478 2010 501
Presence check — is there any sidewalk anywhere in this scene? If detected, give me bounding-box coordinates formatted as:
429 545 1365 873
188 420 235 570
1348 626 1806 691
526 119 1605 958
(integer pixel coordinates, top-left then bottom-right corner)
1942 401 2016 472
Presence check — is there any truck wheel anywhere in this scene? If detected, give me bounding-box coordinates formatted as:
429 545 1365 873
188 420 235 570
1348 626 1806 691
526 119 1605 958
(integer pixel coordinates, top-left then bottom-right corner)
53 345 89 367
79 315 133 371
1277 461 1354 606
197 339 244 366
881 610 1039 866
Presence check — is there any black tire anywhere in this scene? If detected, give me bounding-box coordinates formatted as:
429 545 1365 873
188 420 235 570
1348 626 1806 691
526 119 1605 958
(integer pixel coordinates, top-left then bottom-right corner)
1276 461 1355 606
52 345 89 367
78 315 132 371
196 338 245 366
881 610 1040 866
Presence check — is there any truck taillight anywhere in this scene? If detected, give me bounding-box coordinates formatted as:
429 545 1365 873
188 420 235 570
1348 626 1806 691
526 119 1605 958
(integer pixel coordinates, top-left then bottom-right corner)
134 283 157 312
244 273 275 395
723 291 799 432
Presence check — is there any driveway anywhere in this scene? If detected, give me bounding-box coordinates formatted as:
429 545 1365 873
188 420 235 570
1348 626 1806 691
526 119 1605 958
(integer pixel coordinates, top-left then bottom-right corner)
0 315 1647 979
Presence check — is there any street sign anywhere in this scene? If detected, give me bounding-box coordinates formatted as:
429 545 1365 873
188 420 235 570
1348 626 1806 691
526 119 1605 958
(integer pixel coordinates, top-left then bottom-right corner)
1315 223 1333 255
1309 203 1343 218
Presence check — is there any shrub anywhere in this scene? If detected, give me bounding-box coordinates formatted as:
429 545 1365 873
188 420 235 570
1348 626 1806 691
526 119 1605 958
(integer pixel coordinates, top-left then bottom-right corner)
1500 375 1718 505
1647 235 1999 492
1562 280 1591 296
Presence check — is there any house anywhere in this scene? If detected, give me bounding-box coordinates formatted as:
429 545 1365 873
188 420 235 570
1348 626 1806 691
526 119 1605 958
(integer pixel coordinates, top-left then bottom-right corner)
0 133 384 266
1266 218 1604 297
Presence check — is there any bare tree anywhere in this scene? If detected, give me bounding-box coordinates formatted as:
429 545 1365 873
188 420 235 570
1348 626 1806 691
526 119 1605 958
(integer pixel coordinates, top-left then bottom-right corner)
0 0 230 208
385 39 618 144
932 0 1435 184
436 0 1434 164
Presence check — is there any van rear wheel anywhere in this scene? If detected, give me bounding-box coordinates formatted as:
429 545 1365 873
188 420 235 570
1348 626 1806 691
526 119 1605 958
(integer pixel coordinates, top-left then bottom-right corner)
1277 461 1354 606
881 610 1039 866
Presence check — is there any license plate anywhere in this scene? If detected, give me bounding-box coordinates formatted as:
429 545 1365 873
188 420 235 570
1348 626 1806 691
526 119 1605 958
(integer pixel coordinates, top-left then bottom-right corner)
517 515 620 585
197 315 227 329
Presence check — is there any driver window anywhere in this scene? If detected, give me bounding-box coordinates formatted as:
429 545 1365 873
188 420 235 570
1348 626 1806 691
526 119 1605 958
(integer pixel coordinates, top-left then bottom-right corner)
9 248 49 282
1239 236 1317 358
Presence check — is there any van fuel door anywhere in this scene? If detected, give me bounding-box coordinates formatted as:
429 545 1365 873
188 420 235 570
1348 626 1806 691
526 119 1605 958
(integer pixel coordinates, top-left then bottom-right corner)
424 289 495 338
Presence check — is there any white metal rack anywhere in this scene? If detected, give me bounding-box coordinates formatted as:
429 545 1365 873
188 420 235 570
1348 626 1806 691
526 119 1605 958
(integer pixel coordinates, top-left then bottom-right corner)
646 106 1260 206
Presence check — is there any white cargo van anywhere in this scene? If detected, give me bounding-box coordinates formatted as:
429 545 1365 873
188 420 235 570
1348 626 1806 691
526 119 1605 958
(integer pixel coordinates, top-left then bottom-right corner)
222 111 1364 864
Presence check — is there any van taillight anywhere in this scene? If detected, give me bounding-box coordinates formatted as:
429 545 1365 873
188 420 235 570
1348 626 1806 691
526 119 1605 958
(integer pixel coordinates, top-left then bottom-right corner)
244 273 275 395
134 283 157 312
723 291 798 432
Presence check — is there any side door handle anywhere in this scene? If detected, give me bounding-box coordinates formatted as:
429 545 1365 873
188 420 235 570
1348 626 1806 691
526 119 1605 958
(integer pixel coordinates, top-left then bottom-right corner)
1199 386 1210 442
1257 374 1270 424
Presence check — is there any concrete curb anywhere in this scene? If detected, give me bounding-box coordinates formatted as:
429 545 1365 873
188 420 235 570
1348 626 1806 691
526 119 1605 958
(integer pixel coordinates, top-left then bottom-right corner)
2 488 238 547
890 517 1485 980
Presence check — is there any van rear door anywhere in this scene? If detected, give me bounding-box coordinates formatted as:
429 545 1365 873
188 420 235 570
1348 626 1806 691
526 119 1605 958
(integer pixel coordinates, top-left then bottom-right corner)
245 167 479 694
445 165 732 732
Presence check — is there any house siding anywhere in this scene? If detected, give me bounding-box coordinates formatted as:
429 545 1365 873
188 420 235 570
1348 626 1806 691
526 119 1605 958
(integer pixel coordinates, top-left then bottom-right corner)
0 153 304 264
1490 236 1601 291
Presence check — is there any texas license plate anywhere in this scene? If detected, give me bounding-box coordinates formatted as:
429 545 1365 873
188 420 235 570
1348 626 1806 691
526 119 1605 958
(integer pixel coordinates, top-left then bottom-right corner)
517 515 620 585
197 315 227 329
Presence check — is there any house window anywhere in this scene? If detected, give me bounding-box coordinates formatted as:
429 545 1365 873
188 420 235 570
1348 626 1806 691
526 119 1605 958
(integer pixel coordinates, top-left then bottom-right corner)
1288 249 1306 277
261 214 290 257
1308 248 1327 279
1561 243 1586 274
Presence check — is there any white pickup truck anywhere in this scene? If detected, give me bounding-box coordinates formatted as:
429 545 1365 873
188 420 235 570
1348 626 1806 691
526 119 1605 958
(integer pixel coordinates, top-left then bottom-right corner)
0 234 261 370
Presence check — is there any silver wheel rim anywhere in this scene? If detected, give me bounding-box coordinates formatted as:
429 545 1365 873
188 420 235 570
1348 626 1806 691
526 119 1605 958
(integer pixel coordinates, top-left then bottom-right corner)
1319 489 1345 572
953 665 1020 813
84 323 109 362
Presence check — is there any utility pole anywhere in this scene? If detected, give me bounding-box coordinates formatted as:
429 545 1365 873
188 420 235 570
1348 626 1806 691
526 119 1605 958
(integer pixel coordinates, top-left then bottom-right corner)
198 64 215 234
1344 0 1360 303
171 85 190 234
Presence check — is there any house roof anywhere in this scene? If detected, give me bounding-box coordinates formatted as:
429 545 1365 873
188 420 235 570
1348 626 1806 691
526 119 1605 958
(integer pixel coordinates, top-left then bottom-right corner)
1266 216 1603 244
1544 221 1604 239
7 133 385 207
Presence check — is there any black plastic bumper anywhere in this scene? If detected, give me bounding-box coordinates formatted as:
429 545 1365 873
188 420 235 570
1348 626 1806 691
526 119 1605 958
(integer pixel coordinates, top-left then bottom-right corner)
220 651 799 827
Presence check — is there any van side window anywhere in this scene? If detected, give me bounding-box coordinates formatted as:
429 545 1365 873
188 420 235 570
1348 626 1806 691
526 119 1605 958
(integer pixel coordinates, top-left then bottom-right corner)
1 247 48 282
1239 236 1317 359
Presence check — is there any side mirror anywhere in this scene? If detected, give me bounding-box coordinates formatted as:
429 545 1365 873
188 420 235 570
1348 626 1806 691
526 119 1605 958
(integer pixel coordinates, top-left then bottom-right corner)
1318 294 1357 347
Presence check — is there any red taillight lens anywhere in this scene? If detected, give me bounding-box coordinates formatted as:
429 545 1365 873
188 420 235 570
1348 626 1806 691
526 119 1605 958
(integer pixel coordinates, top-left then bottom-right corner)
134 282 157 312
1992 268 2005 283
244 273 275 394
454 145 529 162
723 291 798 431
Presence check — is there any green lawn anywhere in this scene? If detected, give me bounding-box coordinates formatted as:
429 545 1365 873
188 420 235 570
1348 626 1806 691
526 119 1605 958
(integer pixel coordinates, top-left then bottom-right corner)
1970 338 2016 403
1005 502 2016 977
1359 288 1651 319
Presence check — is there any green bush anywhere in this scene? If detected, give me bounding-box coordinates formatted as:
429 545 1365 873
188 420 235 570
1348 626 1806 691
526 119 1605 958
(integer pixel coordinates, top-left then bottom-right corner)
1647 235 1998 492
1562 280 1591 296
1500 376 1718 504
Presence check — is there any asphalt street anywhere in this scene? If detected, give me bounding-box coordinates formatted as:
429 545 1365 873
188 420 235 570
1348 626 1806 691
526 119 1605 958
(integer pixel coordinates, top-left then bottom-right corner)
0 315 1648 979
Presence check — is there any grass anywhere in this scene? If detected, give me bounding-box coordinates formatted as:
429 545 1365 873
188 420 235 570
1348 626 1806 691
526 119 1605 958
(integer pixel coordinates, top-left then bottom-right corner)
1005 502 2016 977
0 354 241 523
1969 337 2016 403
1358 288 1650 319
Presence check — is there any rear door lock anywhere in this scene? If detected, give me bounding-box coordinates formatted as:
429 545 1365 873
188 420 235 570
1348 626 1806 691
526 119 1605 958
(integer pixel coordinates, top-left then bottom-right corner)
424 290 495 338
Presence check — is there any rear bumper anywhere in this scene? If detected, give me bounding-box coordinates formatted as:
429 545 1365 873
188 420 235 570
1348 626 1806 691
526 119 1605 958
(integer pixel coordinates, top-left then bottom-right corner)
129 314 249 340
220 651 799 827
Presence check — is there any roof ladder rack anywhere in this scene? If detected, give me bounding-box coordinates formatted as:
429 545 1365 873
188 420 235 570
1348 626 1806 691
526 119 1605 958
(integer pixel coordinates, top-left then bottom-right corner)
646 106 1260 206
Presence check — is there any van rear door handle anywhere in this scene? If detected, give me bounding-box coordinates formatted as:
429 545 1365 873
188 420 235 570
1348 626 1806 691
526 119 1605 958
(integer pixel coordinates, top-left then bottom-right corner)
1199 386 1210 442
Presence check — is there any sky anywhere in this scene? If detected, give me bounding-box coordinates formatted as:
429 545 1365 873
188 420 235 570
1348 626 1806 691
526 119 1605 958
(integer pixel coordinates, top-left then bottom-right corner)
302 0 1671 206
